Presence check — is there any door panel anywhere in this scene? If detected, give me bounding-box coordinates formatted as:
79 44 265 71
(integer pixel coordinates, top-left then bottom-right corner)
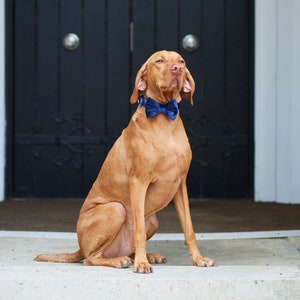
7 0 253 198
11 0 131 197
132 1 253 197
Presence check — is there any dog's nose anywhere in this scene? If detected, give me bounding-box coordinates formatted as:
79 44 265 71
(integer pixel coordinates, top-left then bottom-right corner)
170 64 182 74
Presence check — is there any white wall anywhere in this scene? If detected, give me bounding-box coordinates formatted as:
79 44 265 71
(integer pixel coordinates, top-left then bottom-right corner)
255 0 300 203
0 0 5 201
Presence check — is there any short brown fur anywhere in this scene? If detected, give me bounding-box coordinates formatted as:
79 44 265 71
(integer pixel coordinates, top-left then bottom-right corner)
34 51 215 273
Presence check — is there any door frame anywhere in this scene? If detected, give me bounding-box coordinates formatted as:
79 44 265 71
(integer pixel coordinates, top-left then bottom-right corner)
255 0 300 204
0 0 5 201
1 0 260 201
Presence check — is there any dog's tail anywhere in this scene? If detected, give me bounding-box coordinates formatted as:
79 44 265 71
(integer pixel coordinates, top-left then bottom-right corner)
34 249 83 263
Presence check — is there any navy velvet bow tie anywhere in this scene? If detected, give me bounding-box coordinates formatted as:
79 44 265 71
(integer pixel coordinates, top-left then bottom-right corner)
138 97 178 120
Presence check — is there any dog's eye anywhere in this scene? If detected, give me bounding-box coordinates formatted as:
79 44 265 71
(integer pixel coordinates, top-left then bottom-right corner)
179 59 185 64
156 59 164 63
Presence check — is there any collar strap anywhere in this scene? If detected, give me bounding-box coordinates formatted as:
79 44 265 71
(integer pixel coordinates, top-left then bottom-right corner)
138 96 178 121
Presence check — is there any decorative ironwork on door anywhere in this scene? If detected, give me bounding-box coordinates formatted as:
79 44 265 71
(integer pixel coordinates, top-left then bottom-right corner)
7 0 253 198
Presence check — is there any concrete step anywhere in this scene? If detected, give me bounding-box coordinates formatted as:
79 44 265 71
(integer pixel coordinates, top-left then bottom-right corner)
0 231 300 300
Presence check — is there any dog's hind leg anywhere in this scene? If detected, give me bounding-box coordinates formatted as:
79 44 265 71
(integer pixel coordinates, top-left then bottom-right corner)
78 202 133 268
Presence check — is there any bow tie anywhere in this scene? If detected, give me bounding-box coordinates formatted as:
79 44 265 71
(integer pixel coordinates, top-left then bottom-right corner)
138 97 178 120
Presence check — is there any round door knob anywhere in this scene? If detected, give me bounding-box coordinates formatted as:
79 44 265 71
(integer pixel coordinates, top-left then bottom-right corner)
182 34 199 52
62 33 80 51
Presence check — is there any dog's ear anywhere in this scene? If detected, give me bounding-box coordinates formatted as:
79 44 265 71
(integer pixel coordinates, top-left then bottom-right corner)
130 63 147 104
181 68 195 105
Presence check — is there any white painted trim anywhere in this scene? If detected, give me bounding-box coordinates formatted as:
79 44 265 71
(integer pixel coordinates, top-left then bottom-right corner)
255 0 300 203
0 0 5 201
255 0 277 202
276 0 300 203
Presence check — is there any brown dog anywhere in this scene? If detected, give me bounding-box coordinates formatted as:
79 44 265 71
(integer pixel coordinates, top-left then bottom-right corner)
35 50 215 273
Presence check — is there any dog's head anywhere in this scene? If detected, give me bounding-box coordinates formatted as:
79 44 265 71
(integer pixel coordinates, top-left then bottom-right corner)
130 50 195 105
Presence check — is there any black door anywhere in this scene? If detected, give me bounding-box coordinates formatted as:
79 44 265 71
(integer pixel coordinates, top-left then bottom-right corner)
6 0 253 198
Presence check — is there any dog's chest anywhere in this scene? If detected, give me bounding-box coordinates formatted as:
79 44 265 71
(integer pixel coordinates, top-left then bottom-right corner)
127 113 191 175
146 129 191 178
158 141 190 173
144 139 191 211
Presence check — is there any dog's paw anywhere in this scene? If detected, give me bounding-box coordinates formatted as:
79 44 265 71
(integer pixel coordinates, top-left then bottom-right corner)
147 253 167 264
117 256 134 268
133 261 153 274
192 256 216 267
83 256 133 268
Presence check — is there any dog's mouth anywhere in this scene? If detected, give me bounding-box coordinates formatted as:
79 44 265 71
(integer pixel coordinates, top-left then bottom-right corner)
170 78 180 87
159 75 183 91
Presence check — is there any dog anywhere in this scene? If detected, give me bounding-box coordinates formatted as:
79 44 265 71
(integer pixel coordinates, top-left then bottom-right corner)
35 50 215 273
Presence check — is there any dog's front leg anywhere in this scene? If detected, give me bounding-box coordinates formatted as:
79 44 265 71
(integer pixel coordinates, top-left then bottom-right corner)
174 181 215 267
129 178 153 273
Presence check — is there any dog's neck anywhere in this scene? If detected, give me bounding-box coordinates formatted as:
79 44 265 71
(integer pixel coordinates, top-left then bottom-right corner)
144 90 181 104
138 96 179 121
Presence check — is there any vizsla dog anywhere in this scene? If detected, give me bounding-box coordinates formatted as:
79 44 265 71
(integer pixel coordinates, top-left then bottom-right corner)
35 50 215 273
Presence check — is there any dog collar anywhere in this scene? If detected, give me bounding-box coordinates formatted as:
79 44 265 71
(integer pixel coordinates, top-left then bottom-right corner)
138 96 178 121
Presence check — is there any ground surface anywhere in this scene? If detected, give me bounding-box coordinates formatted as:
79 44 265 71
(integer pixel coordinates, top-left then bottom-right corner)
1 199 299 233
